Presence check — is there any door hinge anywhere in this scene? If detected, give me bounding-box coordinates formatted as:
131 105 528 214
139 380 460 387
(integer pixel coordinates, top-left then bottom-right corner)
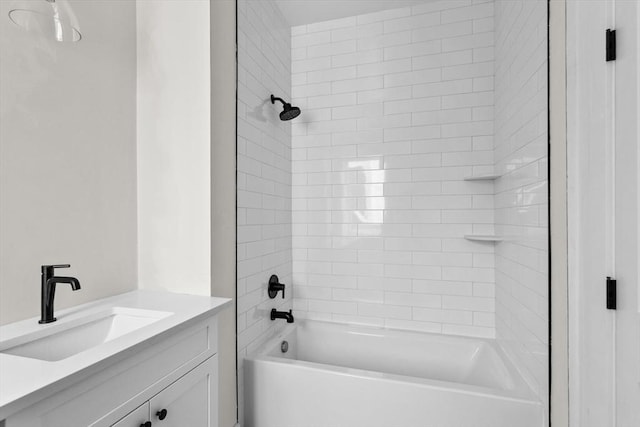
606 277 617 309
606 29 617 61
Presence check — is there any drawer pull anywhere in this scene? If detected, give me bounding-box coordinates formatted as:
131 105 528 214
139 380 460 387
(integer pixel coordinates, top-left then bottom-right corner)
157 409 168 420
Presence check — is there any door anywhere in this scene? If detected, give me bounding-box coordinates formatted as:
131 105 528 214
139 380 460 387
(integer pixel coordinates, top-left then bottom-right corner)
111 403 150 427
149 356 218 427
614 1 640 425
568 0 640 426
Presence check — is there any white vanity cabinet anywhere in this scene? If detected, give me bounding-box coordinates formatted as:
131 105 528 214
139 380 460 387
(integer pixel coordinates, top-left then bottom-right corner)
0 292 230 427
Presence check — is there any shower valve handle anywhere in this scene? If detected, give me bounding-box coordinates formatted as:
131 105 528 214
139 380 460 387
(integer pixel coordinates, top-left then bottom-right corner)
268 275 285 299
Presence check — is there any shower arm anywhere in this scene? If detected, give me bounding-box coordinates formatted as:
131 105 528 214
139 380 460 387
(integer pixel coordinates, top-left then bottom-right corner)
271 95 286 105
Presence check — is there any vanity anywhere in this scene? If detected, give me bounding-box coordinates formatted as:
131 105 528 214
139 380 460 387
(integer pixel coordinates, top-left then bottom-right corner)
0 291 231 427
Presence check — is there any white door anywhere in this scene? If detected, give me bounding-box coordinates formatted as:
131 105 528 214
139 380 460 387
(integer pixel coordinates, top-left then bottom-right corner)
149 356 218 427
568 1 640 426
613 1 640 425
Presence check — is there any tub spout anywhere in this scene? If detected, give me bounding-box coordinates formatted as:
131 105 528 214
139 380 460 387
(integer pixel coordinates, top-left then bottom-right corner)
271 308 294 323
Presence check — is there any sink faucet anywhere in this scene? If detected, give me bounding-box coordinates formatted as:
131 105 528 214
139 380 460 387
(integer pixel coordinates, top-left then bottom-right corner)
39 264 81 324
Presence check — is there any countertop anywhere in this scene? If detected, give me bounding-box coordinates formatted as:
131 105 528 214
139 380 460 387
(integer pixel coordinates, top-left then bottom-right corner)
0 290 232 420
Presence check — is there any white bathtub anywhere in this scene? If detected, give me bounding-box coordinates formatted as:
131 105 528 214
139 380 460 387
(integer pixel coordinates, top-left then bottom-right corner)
244 320 544 427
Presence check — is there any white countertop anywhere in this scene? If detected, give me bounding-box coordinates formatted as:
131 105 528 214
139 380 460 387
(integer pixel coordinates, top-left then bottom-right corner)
0 290 232 420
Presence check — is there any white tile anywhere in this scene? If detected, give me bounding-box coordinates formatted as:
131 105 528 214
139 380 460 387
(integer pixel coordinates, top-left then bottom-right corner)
413 50 473 70
357 59 412 77
384 12 441 34
332 49 384 68
441 2 494 24
384 97 441 115
332 76 384 94
307 66 357 84
307 16 357 33
358 86 412 104
357 7 411 25
292 31 331 48
385 292 441 308
413 307 472 324
384 40 441 61
288 0 507 343
307 93 357 109
473 17 494 33
442 295 494 312
358 31 412 51
412 21 473 42
307 40 357 58
413 79 473 98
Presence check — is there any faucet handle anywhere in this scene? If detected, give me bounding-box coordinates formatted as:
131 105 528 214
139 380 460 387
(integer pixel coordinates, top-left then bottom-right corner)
268 275 286 299
41 264 71 274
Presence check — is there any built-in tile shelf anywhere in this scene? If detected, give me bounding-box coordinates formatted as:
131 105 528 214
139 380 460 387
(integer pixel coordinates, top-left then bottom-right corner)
464 235 504 242
463 175 501 181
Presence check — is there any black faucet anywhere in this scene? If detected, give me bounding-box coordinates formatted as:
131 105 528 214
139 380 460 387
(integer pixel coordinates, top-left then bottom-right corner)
270 308 294 323
39 264 81 324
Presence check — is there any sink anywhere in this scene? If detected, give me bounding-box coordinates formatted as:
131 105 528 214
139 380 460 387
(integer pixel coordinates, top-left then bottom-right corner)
0 307 172 362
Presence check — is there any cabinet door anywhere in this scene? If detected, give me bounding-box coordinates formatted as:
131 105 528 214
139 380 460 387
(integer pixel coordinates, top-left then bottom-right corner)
111 403 149 427
149 356 217 427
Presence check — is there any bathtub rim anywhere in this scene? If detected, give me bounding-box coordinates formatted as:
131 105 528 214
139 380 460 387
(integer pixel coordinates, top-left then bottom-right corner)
246 319 541 404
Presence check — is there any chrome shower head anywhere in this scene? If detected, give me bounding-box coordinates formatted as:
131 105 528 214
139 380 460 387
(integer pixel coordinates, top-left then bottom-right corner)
271 95 301 121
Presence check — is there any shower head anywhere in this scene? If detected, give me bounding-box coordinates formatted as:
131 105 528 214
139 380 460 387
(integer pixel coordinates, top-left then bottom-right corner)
271 95 301 121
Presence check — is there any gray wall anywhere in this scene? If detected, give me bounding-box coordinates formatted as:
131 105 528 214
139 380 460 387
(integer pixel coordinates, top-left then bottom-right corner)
210 1 238 426
0 0 138 325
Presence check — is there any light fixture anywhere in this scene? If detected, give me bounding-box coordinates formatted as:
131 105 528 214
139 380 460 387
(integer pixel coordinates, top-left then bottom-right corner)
8 0 81 42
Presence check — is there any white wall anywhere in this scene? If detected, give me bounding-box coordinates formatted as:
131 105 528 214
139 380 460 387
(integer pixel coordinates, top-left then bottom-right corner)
236 0 293 423
290 0 497 336
0 0 138 325
136 0 211 296
493 0 549 407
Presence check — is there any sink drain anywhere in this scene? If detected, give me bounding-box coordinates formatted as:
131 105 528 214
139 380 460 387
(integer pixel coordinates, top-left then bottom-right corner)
281 340 289 353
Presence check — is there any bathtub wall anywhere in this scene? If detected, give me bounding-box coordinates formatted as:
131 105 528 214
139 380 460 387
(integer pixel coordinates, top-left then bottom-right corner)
236 0 293 423
493 0 549 404
290 1 497 337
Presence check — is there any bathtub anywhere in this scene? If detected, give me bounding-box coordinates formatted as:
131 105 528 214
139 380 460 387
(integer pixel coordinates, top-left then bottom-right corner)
244 320 543 427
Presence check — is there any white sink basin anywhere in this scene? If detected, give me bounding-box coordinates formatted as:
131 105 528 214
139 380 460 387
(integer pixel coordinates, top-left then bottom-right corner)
0 307 172 362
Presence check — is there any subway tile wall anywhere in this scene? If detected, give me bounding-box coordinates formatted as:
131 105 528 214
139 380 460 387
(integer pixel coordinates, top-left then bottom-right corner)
290 0 498 337
493 0 549 406
236 0 292 423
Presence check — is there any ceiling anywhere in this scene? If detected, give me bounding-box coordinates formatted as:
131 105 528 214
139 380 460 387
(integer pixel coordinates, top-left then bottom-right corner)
275 0 427 27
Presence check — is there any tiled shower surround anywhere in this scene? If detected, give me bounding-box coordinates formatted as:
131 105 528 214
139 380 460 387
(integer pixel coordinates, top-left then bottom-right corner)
290 1 498 337
494 0 549 403
236 0 292 422
236 0 549 417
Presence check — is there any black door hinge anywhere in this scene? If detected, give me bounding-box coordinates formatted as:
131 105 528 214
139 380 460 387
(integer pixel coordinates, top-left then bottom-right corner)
606 277 617 309
606 29 617 61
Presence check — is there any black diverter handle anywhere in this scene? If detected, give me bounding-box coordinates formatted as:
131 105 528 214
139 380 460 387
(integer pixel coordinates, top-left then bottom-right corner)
268 274 285 299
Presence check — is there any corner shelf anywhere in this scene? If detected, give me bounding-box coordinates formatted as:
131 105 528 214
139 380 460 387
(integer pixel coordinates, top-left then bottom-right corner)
464 235 504 242
463 174 501 181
